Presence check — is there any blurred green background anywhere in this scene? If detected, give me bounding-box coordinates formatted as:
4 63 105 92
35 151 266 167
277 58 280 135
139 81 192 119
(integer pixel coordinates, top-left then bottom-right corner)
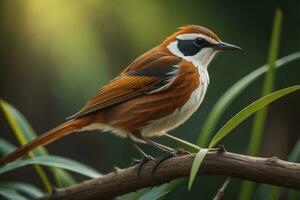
1 0 299 199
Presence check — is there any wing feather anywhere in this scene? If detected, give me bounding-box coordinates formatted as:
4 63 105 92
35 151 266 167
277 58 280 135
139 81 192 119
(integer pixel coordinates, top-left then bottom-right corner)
68 48 181 119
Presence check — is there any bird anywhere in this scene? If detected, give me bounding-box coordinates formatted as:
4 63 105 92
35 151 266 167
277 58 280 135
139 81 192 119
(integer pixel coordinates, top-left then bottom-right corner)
0 25 240 169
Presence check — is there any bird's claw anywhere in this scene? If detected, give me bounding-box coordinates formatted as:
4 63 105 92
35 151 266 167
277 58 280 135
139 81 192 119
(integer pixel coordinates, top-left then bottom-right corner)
132 155 154 176
152 149 188 174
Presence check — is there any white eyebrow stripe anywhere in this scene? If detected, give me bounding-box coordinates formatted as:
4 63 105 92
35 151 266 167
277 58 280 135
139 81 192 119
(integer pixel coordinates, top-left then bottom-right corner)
176 33 217 44
167 40 185 58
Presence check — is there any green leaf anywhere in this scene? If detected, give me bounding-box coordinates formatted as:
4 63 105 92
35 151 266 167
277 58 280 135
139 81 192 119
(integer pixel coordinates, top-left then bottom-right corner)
249 6 282 167
0 141 45 198
287 140 300 162
0 100 51 191
151 191 169 200
240 8 283 200
188 148 208 190
118 179 182 200
0 182 43 198
0 100 76 188
0 188 28 200
138 185 169 200
116 188 150 200
288 191 300 200
0 155 101 178
196 51 300 147
209 85 300 148
136 180 182 200
0 100 46 156
51 168 77 187
161 53 300 199
0 138 16 156
145 180 182 200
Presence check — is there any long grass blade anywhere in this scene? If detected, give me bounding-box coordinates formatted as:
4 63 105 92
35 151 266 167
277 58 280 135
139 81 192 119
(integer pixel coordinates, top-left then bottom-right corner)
188 148 208 190
196 52 300 147
240 8 283 200
0 140 74 192
0 138 16 155
0 188 28 200
187 85 299 196
0 155 101 178
118 179 183 200
0 100 52 192
137 185 170 200
208 85 298 148
0 100 76 188
0 182 43 198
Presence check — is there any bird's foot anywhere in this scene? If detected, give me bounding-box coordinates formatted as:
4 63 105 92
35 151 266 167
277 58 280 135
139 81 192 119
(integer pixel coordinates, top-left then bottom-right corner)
152 149 188 174
132 155 154 176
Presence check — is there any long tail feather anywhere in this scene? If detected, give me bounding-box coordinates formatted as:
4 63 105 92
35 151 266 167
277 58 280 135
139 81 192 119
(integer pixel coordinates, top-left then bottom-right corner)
0 119 85 167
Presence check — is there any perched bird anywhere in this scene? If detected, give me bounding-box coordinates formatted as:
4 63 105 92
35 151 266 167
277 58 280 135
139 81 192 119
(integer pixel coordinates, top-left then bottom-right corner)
0 25 240 168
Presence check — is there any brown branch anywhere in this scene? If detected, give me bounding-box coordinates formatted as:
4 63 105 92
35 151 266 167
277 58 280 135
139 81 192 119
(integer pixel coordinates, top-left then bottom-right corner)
39 151 300 200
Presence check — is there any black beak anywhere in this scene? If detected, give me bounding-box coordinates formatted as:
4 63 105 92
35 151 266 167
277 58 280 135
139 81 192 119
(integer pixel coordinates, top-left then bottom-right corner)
213 42 241 51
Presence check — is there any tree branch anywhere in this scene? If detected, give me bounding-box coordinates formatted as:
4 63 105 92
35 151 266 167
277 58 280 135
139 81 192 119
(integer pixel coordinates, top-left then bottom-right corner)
39 150 300 200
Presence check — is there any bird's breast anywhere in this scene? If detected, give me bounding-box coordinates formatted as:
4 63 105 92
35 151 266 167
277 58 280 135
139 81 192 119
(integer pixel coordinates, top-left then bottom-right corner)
141 62 209 136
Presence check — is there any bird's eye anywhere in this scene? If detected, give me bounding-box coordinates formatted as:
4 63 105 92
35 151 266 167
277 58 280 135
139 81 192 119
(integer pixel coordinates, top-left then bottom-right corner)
194 38 206 47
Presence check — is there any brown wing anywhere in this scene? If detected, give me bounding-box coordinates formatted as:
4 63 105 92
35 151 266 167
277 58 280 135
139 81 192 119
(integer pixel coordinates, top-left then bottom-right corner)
68 47 181 119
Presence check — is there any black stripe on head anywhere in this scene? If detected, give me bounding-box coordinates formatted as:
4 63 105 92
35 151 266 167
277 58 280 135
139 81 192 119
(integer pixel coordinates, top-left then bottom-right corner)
177 38 212 56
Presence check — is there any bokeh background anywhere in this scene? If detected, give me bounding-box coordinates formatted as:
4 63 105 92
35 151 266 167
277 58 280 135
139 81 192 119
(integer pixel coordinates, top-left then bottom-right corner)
1 0 299 199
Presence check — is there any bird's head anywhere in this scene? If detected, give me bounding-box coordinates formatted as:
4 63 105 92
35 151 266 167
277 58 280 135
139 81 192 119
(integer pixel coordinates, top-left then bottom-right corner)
162 25 241 68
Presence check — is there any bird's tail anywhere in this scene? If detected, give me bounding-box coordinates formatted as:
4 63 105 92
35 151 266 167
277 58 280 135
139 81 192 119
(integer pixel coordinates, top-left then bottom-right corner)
0 118 88 167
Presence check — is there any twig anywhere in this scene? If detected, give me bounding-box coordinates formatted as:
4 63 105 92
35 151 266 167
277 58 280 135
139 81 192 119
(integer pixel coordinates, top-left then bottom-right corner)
213 178 231 200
